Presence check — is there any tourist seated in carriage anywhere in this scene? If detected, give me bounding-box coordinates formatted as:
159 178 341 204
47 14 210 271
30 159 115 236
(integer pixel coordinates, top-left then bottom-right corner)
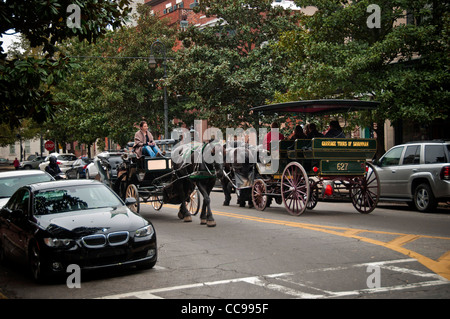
289 125 307 140
305 123 324 139
133 121 165 158
324 120 345 138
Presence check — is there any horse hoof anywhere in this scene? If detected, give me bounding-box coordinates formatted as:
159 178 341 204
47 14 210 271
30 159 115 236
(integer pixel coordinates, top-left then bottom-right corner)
177 212 184 219
207 220 216 227
184 215 192 222
200 219 207 225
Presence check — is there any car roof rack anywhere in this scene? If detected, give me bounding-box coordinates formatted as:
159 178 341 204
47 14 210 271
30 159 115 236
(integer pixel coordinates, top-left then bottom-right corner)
405 139 447 144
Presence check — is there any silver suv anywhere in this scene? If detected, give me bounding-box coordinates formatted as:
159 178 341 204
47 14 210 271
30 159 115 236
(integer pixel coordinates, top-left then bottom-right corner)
373 140 450 212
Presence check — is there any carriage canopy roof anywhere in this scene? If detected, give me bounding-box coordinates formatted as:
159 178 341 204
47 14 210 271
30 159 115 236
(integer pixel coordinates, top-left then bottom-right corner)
250 99 380 114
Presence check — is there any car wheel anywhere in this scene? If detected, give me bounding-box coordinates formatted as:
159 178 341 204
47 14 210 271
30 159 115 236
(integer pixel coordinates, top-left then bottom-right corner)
29 243 47 283
414 183 437 213
24 165 31 170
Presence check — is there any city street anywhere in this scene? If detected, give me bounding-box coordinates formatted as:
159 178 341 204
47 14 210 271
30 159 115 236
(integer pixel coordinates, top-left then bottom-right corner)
2 2 449 314
0 190 449 301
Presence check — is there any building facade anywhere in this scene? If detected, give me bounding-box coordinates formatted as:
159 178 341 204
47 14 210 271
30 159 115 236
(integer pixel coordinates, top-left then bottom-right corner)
145 0 216 31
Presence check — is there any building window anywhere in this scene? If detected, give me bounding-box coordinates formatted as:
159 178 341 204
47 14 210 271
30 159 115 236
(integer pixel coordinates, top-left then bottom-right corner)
190 1 199 9
174 1 184 10
25 140 31 155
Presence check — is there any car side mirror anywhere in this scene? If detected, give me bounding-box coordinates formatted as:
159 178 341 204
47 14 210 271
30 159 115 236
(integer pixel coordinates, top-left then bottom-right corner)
125 197 137 206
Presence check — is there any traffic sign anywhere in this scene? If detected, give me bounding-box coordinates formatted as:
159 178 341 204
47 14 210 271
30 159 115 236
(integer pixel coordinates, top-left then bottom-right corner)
44 140 55 151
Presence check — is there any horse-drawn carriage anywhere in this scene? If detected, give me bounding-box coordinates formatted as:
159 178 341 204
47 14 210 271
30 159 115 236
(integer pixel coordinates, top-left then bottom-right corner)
249 99 381 216
107 139 200 217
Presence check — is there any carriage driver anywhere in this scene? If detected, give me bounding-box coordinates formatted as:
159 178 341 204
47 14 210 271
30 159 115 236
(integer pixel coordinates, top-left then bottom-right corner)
133 121 165 158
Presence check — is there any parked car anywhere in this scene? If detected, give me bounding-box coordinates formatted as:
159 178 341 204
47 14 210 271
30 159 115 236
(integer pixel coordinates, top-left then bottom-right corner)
373 140 450 212
85 151 124 180
0 179 157 282
0 170 54 208
39 153 77 173
65 157 93 179
0 158 10 166
20 156 46 170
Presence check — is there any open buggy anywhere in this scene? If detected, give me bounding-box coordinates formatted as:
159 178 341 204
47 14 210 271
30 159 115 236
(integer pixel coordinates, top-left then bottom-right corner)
96 139 201 216
249 99 381 216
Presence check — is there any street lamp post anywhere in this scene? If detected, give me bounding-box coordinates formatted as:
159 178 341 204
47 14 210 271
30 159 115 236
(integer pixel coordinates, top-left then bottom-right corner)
149 40 169 139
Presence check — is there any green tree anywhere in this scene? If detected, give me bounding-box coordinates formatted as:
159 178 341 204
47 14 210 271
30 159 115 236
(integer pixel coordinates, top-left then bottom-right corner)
275 0 449 155
93 7 177 144
0 0 132 128
50 39 109 155
167 0 301 130
51 4 177 149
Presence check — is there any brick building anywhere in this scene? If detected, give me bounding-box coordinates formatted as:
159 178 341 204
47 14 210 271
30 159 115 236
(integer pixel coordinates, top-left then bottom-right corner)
144 1 303 32
144 0 217 32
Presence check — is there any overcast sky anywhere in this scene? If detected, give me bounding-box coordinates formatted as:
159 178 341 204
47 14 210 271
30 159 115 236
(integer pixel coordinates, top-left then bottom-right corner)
1 30 20 53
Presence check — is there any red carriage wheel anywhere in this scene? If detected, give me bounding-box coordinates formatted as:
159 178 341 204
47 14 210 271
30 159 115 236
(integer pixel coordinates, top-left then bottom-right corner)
307 178 319 210
350 162 380 214
252 179 268 211
281 162 310 216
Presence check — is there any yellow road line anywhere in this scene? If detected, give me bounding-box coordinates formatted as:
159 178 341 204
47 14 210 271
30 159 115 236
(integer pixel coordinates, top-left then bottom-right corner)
387 234 420 247
152 204 450 281
438 251 450 263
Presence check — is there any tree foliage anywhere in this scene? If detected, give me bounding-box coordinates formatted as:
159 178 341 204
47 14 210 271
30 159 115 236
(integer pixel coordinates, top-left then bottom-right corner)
0 0 132 128
274 0 449 142
167 0 301 129
51 5 177 148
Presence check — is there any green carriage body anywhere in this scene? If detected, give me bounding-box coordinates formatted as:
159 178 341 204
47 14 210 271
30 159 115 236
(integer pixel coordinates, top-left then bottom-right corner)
251 99 381 215
259 137 376 178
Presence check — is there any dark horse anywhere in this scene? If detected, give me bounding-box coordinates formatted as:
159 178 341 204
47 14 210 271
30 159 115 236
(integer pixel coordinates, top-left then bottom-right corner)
166 141 223 227
221 144 256 208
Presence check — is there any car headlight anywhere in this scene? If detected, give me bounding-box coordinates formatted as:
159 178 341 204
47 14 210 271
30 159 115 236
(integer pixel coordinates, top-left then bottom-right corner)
44 238 74 248
134 225 154 240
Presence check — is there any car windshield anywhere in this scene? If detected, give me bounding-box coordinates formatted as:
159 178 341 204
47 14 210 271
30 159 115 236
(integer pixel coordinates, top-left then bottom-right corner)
34 184 123 215
0 174 53 197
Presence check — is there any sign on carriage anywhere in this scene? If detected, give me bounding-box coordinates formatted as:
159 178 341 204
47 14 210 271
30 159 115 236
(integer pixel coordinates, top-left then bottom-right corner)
318 139 374 148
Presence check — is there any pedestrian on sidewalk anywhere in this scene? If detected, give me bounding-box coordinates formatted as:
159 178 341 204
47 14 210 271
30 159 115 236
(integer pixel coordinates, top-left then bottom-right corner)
13 158 19 170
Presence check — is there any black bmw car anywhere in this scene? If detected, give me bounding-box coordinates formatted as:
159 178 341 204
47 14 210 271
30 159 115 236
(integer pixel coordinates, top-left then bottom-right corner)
0 179 157 282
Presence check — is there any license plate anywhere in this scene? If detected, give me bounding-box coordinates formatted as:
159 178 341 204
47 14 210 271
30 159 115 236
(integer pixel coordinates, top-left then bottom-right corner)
320 160 365 175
